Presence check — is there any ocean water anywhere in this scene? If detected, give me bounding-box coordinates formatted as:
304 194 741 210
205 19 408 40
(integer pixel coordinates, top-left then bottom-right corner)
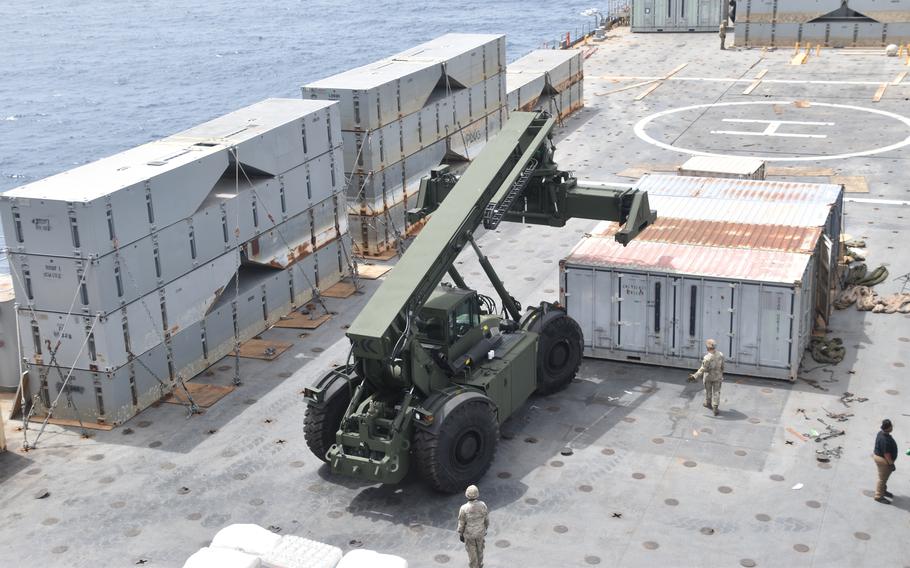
0 0 600 275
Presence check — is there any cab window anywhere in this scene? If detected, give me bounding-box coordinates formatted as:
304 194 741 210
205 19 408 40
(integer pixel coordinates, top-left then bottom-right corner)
450 298 479 340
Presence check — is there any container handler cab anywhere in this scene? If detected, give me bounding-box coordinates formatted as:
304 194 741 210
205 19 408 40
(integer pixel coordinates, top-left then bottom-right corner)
303 111 655 492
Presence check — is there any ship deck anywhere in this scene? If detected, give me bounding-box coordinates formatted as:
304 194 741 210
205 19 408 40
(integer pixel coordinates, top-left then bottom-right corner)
2 28 910 567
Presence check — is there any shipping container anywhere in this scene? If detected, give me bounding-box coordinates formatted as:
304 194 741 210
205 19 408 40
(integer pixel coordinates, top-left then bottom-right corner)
632 0 723 32
677 156 766 179
561 234 816 380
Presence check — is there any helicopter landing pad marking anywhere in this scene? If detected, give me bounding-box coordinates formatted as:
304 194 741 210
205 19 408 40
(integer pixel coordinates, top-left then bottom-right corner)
634 101 910 162
711 118 835 139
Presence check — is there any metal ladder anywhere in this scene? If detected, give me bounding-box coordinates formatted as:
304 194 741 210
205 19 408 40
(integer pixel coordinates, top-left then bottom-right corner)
482 158 538 230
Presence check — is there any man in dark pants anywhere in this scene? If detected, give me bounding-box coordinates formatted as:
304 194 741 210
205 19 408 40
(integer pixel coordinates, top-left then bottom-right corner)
873 419 898 503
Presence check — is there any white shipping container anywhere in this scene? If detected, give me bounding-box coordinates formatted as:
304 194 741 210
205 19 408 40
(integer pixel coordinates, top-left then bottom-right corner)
561 234 815 380
506 71 547 111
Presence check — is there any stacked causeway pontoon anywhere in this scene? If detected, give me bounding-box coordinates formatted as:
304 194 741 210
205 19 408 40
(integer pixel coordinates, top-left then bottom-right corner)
0 99 350 425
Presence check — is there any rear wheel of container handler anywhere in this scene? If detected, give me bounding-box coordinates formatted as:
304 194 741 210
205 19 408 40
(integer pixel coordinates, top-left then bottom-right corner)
415 399 499 493
304 386 352 462
532 310 583 395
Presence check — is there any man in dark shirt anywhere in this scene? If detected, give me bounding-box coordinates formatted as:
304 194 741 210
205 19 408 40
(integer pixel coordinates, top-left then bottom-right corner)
873 419 898 503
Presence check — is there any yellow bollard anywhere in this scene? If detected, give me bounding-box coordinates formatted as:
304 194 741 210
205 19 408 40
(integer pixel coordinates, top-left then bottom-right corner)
794 42 800 54
815 44 821 56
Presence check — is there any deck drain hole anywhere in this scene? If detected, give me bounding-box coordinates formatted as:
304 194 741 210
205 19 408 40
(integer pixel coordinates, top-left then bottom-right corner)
755 514 771 522
718 486 733 494
761 388 773 394
495 540 511 548
894 362 905 368
748 418 761 424
700 427 713 434
137 420 153 428
99 476 115 484
125 528 141 537
497 472 512 479
547 405 560 412
643 541 659 550
854 532 871 541
110 501 126 509
544 288 555 293
26 468 42 475
585 555 601 565
52 546 68 554
770 474 785 481
735 450 747 456
899 337 909 342
177 487 191 495
327 511 343 518
524 437 538 444
243 399 257 405
525 498 539 505
561 447 574 456
550 460 564 468
794 544 810 553
42 517 59 526
601 448 615 455
149 441 162 448
579 484 593 493
312 347 325 353
683 460 697 468
652 438 664 444
233 473 248 481
122 428 134 436
250 498 264 506
633 472 646 480
574 426 587 433
806 500 821 508
187 512 202 520
221 450 237 458
886 389 899 395
700 527 715 535
740 560 757 567
87 454 105 461
434 554 450 564
554 525 569 533
622 417 636 423
278 372 292 378
664 498 679 506
290 461 305 468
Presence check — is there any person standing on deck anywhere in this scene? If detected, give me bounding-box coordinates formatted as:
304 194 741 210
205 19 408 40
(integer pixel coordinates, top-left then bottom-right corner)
689 339 725 416
719 22 727 50
873 419 898 503
458 485 489 568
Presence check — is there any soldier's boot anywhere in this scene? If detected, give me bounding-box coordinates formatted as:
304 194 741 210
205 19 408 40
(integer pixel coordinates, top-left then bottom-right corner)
713 405 719 416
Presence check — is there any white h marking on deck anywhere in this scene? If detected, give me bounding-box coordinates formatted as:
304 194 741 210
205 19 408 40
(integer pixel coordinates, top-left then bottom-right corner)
711 118 836 139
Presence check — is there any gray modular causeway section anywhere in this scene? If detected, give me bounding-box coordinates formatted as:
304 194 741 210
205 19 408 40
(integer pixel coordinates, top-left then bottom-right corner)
2 28 910 567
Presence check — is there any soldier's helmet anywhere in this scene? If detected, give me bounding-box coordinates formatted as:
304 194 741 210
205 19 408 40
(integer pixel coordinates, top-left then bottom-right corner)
465 485 480 500
705 339 717 349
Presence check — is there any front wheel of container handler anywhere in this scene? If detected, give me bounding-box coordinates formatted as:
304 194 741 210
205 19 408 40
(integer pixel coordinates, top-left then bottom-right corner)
529 307 583 395
303 385 352 462
415 399 499 493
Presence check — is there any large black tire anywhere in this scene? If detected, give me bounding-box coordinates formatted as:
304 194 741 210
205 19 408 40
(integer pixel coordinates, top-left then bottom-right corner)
532 311 583 395
414 399 499 493
303 386 352 462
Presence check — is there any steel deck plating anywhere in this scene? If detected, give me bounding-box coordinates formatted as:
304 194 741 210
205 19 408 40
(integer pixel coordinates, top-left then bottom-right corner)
2 28 910 567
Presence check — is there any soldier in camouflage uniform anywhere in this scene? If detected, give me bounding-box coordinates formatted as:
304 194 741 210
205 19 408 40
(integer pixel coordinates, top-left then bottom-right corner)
689 339 725 416
457 485 489 568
